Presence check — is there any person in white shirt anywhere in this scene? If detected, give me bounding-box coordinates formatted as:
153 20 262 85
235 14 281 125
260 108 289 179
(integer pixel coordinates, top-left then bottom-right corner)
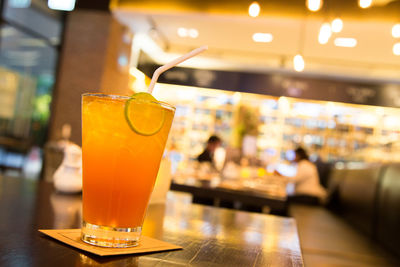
276 147 327 204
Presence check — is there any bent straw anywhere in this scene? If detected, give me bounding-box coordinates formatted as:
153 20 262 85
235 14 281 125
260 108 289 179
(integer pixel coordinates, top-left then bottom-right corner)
148 45 208 94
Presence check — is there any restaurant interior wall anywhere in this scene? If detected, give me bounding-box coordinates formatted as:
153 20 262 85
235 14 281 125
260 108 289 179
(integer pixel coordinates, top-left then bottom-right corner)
48 9 132 146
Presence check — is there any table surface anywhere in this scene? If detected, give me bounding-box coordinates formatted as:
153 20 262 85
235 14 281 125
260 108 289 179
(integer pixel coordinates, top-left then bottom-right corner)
0 175 303 266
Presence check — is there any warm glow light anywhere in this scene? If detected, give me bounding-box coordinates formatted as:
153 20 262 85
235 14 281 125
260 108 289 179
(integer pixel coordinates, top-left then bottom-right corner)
233 92 242 104
129 68 147 92
177 27 187 37
48 0 75 11
252 33 273 43
376 107 385 116
392 24 400 38
293 54 305 72
306 0 323 12
248 2 260 17
393 43 400 55
326 102 335 115
318 23 332 44
188 28 199 38
384 115 400 128
278 96 290 114
331 18 343 33
177 28 198 38
129 68 146 80
359 0 372 8
334 37 357 47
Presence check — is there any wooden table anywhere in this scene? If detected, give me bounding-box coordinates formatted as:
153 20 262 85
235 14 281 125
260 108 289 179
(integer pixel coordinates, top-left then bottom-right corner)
171 177 288 215
0 175 303 266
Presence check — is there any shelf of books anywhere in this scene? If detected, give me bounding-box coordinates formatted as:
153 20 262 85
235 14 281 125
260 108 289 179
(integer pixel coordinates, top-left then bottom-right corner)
152 83 400 165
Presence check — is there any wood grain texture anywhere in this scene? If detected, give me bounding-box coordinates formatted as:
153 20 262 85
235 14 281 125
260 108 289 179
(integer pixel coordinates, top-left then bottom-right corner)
0 176 303 266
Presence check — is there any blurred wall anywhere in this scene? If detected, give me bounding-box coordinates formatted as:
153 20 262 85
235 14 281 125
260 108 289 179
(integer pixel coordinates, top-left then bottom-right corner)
100 17 132 96
49 10 131 145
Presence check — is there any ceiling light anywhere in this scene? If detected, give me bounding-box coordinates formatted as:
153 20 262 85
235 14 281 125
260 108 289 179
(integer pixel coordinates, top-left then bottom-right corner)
178 28 199 38
306 0 323 12
293 54 305 72
188 29 199 38
392 24 400 38
252 33 273 43
48 0 75 11
177 27 188 37
334 37 357 47
331 18 343 33
318 23 332 44
359 0 372 8
393 43 400 55
248 2 260 18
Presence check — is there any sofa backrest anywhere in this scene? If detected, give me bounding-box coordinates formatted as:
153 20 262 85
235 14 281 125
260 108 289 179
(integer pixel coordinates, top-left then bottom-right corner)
376 164 400 257
327 163 400 258
340 166 384 236
325 167 348 211
315 159 332 189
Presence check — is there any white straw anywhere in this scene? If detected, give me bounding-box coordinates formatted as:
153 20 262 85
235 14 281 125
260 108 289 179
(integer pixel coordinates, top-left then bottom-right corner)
148 45 208 94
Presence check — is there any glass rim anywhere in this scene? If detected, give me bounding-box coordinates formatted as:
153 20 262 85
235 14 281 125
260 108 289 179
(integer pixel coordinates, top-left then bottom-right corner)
82 93 175 111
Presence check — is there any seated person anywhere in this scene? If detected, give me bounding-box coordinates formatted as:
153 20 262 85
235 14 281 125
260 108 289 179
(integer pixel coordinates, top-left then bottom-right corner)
197 135 222 164
275 147 327 205
193 135 222 206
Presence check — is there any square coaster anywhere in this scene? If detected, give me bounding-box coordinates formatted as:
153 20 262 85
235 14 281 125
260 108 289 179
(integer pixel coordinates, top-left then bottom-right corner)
39 229 182 256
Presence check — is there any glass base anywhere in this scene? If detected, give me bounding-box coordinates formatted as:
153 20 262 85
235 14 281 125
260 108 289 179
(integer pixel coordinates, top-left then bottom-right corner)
81 221 141 248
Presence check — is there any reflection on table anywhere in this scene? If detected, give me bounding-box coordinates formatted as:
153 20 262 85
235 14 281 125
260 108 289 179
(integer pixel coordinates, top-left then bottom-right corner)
50 192 82 229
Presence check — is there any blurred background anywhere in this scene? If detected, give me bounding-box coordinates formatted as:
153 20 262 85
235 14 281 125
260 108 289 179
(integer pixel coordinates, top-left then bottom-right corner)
1 0 400 178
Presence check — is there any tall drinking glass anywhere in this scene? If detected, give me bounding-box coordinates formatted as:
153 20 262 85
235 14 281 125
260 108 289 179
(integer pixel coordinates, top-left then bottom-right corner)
81 93 175 247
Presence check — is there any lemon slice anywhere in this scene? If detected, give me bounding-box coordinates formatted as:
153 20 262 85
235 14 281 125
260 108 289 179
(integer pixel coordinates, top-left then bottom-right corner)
124 92 166 136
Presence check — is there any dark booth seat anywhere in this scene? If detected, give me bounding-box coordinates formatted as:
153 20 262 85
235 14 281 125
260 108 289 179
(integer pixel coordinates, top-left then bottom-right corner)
290 163 400 267
376 164 400 258
339 166 384 236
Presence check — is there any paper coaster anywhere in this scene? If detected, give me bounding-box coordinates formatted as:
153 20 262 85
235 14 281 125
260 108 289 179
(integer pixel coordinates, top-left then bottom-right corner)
39 229 182 256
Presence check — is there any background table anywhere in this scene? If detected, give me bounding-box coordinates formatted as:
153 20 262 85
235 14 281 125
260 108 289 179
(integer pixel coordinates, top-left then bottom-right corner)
171 176 288 215
0 175 303 266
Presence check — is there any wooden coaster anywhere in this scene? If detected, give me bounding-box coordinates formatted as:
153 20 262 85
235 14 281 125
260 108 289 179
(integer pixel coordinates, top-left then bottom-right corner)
39 229 182 256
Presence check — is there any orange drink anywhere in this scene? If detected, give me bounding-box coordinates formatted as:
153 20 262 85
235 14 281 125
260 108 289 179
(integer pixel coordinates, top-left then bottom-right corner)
81 93 175 247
